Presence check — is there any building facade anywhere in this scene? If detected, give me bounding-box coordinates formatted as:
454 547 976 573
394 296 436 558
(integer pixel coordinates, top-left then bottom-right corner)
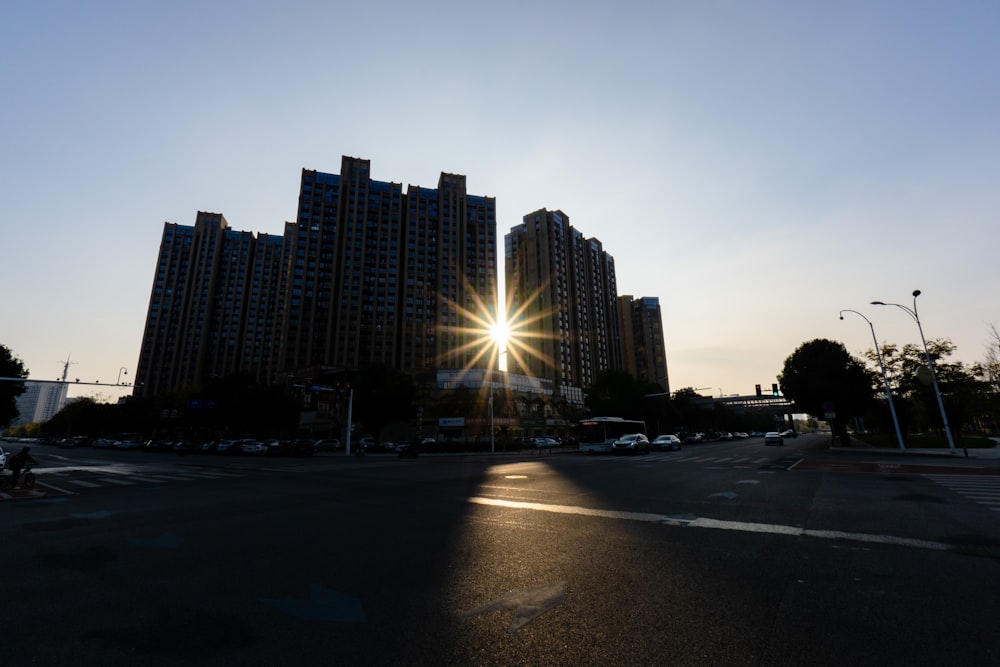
135 158 498 397
278 157 497 376
504 209 620 403
135 212 287 396
505 210 669 404
12 381 69 426
618 295 670 393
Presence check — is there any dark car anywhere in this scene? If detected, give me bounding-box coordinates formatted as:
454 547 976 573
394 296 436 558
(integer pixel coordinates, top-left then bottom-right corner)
612 433 650 455
265 440 290 456
290 439 315 457
396 440 419 457
315 438 341 452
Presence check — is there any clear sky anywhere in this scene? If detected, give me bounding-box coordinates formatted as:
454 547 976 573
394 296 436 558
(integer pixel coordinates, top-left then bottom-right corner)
2 1 998 402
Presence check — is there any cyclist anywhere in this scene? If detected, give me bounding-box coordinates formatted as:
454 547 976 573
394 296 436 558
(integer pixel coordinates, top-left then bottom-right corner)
9 446 38 488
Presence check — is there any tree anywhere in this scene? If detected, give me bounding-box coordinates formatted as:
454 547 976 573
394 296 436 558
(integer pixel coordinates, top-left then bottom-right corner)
0 344 29 427
869 338 994 436
584 370 663 422
984 324 1000 393
778 339 875 444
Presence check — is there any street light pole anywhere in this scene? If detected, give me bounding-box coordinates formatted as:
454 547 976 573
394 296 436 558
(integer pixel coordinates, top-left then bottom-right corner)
839 310 905 450
871 290 956 452
489 390 495 454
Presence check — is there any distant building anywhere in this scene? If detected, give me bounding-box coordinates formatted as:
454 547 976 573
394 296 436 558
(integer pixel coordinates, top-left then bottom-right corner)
12 381 69 426
504 209 620 401
135 157 498 396
134 158 670 431
277 157 497 376
135 212 287 396
618 295 670 393
504 210 669 404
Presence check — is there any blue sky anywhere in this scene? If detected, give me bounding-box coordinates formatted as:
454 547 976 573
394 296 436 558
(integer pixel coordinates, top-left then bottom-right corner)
2 1 998 401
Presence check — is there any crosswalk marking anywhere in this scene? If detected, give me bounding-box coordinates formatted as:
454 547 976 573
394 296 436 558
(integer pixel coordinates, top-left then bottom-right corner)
924 474 1000 511
66 480 103 488
178 471 244 478
585 454 777 466
95 477 137 486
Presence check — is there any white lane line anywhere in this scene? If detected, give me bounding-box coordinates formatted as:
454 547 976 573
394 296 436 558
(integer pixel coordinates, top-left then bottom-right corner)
467 497 952 552
66 480 103 488
148 474 201 481
96 477 137 486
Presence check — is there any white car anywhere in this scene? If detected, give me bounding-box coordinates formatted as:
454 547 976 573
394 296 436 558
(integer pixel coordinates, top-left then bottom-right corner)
241 441 267 455
764 432 784 446
0 447 7 469
651 435 682 451
531 437 559 448
612 433 650 455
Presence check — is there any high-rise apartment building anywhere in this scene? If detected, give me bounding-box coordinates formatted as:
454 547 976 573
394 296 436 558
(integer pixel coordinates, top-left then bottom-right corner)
504 209 621 402
278 157 497 376
618 295 670 393
505 210 669 403
135 212 286 396
136 158 497 396
12 381 69 426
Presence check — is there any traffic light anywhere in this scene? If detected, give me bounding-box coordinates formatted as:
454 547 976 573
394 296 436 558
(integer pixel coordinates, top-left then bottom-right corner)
755 384 762 397
772 383 779 397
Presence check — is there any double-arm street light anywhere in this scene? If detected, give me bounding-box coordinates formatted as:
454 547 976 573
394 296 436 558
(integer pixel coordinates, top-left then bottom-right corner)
839 310 905 450
871 290 956 452
117 367 128 385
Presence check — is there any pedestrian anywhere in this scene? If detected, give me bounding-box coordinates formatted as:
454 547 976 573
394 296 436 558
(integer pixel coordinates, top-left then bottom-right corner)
9 446 38 487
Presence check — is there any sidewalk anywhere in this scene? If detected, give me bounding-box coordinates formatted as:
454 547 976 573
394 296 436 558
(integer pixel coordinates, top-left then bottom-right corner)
829 436 1000 460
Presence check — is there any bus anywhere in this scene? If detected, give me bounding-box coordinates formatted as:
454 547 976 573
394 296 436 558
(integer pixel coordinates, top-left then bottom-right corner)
577 416 647 453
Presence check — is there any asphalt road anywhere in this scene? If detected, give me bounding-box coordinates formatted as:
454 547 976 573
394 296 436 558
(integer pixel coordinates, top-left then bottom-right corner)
2 435 999 665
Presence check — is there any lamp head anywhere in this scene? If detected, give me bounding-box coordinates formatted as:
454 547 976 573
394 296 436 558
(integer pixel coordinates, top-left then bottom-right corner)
912 289 921 297
839 315 844 320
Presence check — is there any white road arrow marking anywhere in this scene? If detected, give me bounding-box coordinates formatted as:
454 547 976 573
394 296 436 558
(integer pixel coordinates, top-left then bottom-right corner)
463 581 566 632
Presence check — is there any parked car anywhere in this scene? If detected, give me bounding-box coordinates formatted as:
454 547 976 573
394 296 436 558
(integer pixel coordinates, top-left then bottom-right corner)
215 440 243 454
291 439 316 457
683 433 703 444
241 441 267 455
531 437 559 448
396 440 419 457
764 432 784 446
315 438 341 452
612 433 650 455
779 430 798 438
265 440 289 456
651 434 682 451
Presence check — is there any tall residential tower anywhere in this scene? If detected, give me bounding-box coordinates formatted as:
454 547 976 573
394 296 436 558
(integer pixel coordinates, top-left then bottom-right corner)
135 158 498 396
504 209 622 404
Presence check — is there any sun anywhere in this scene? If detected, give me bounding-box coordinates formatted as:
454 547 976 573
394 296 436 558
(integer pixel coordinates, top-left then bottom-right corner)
490 320 509 352
436 274 558 380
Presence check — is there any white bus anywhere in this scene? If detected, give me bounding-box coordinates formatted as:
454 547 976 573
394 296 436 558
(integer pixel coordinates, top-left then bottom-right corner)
577 417 647 453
